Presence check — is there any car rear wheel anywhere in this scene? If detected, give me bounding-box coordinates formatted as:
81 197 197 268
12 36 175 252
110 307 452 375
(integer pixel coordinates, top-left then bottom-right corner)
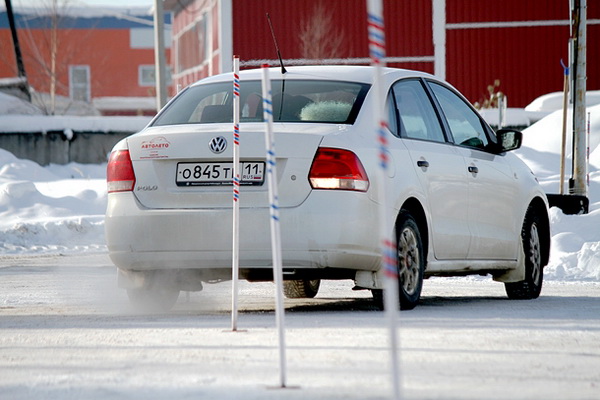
505 209 544 299
283 279 321 298
397 212 425 310
371 212 425 310
127 286 180 313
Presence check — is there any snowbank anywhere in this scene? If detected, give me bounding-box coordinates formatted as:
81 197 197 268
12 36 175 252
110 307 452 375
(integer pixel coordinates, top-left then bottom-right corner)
0 91 42 115
525 90 600 113
92 96 156 112
514 103 600 281
0 148 107 254
478 107 548 127
478 90 600 128
0 115 151 133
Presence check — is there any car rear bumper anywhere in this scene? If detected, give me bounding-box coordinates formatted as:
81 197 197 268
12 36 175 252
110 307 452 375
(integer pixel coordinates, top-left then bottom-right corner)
105 191 381 273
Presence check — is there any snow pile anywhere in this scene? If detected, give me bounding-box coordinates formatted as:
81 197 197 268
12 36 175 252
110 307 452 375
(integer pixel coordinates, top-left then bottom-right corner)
525 90 600 113
0 148 107 254
479 90 600 128
547 207 600 281
30 91 102 116
0 115 151 133
92 96 156 111
478 108 548 127
0 91 42 115
515 103 600 281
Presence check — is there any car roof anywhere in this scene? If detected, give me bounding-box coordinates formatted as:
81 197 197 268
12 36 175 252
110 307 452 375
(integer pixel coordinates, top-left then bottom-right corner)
191 65 436 86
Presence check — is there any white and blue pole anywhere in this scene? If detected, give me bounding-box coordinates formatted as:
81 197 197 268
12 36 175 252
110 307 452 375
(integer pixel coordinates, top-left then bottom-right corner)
367 0 402 398
261 64 288 388
231 56 241 331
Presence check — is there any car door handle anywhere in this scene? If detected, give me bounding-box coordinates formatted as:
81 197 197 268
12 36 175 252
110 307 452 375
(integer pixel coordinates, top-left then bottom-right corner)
417 160 429 168
468 166 479 174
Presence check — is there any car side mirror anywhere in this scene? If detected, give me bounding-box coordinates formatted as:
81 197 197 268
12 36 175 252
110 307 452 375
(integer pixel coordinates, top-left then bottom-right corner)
495 129 522 152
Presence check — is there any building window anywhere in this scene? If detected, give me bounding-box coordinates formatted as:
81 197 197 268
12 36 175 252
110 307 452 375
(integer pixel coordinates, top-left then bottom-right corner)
130 27 172 49
177 12 209 73
69 65 90 102
139 65 156 86
139 65 172 87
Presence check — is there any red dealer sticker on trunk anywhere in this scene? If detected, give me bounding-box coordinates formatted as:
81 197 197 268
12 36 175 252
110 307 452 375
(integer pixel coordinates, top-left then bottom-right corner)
140 137 171 159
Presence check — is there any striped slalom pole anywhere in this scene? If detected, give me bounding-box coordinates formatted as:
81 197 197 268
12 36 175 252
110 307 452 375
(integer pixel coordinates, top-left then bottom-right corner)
261 64 288 388
367 0 402 399
231 56 241 331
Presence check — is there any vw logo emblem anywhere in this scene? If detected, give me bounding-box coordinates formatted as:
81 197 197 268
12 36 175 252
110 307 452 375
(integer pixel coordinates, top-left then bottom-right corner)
209 136 227 154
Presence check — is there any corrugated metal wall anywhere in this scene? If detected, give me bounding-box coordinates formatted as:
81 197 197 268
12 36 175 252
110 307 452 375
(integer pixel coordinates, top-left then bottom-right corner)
233 0 366 61
445 0 599 107
387 0 434 55
170 0 598 107
447 0 570 22
232 0 433 72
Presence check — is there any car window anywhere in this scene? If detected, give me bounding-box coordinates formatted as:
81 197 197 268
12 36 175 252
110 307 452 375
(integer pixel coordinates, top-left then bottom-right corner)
428 82 489 149
391 80 446 143
152 80 370 126
386 94 398 136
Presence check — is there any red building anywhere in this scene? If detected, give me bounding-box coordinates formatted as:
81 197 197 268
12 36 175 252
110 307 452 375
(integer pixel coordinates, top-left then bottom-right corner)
166 0 599 108
0 6 172 115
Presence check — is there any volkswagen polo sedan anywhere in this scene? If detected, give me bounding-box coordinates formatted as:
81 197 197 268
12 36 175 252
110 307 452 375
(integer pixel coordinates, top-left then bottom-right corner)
105 66 550 311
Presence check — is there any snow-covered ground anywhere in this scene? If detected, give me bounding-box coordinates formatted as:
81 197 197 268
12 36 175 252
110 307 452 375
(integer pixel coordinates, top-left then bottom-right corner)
1 102 600 282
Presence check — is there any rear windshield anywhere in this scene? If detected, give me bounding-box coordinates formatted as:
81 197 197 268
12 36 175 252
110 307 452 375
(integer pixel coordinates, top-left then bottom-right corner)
151 79 370 126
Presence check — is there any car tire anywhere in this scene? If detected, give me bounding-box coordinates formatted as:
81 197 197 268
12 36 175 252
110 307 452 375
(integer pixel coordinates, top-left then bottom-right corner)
505 208 544 300
283 279 321 298
371 212 425 311
127 286 180 313
396 212 425 310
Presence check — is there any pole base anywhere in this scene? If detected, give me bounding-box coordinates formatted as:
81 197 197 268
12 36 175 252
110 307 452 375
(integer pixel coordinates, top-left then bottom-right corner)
266 384 301 390
547 193 589 215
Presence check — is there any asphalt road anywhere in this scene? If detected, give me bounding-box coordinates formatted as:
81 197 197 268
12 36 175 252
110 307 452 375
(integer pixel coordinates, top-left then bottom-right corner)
1 253 599 400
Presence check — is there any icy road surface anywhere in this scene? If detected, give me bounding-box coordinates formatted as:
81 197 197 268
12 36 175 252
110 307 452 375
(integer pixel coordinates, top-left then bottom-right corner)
1 253 599 400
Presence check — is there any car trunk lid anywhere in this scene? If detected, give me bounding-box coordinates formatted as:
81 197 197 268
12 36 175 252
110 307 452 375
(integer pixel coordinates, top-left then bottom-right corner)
126 123 329 209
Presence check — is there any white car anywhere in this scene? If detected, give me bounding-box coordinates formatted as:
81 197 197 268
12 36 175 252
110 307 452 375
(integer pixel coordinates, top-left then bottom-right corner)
105 66 550 311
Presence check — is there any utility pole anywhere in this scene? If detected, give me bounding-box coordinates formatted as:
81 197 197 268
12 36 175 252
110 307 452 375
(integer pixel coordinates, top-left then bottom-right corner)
153 0 167 111
4 0 31 101
571 0 587 198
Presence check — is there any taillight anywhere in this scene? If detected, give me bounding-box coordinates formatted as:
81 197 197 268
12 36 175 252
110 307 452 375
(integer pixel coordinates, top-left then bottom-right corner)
107 150 136 193
308 147 369 192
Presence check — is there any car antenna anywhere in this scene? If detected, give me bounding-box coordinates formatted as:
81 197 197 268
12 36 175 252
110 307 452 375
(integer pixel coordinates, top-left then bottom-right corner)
266 13 287 74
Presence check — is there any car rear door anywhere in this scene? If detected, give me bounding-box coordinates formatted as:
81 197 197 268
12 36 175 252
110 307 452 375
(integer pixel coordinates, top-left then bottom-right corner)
390 79 471 260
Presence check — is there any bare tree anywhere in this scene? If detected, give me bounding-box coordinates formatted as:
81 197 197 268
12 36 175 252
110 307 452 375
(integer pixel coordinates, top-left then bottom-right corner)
48 0 60 114
17 0 100 115
17 0 69 114
298 1 345 61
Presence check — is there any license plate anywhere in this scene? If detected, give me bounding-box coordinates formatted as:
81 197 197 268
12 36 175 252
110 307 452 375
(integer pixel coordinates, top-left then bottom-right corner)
176 162 265 186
